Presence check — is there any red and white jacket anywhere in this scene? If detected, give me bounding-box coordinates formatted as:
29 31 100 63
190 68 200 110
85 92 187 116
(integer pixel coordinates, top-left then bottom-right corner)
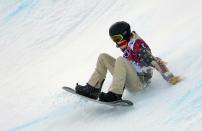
122 32 152 74
122 32 174 82
123 33 151 63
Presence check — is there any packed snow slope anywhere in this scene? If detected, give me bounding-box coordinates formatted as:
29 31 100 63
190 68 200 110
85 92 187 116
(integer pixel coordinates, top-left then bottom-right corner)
0 0 202 131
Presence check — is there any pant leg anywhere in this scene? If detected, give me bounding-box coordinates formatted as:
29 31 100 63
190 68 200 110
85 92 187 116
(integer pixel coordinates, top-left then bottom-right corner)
88 53 115 89
109 56 143 94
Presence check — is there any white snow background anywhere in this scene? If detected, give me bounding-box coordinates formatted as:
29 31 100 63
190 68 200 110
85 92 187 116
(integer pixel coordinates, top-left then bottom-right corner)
0 0 202 131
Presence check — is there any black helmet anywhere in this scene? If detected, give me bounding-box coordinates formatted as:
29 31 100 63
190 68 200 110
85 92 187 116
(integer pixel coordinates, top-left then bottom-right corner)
109 21 131 41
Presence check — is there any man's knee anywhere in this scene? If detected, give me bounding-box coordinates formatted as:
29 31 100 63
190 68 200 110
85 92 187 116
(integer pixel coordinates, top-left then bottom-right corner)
98 53 112 62
98 53 108 59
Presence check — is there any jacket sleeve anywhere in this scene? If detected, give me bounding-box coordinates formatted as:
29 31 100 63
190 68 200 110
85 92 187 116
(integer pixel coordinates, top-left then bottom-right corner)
132 39 178 84
151 57 175 81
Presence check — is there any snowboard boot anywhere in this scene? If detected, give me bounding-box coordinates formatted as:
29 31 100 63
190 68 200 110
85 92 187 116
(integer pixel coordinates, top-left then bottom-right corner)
75 83 101 99
99 91 122 102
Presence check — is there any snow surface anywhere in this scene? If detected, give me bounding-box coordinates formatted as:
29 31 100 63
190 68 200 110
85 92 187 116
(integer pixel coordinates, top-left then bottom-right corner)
0 0 202 131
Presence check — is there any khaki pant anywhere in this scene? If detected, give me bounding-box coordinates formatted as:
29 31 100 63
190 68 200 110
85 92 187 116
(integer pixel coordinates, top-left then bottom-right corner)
88 53 143 95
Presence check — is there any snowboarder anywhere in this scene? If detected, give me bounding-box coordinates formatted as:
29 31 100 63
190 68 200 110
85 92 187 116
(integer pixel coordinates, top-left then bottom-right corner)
75 21 180 102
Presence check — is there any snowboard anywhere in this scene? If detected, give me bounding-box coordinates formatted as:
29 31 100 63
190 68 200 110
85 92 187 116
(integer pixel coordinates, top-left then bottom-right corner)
62 86 133 107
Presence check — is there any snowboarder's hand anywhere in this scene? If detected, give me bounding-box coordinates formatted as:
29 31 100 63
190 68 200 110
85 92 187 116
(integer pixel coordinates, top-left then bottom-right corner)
168 76 181 85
